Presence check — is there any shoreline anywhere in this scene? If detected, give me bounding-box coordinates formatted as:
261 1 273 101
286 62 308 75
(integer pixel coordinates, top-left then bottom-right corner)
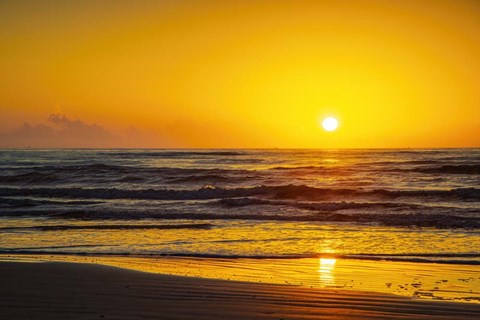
2 253 479 304
2 261 480 320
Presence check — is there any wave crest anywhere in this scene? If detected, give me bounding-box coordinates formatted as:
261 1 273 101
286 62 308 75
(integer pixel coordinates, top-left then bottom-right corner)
1 185 479 201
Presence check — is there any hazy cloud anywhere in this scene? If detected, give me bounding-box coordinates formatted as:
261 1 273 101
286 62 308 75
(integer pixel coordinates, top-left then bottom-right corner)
0 114 120 148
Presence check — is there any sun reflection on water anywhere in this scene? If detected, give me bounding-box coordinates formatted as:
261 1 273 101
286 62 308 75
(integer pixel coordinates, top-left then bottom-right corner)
318 258 337 286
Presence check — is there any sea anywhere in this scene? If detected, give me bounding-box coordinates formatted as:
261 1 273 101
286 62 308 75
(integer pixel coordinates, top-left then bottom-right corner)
1 149 479 301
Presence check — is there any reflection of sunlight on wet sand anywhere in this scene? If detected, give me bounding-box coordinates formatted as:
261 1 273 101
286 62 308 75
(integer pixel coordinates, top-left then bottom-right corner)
318 258 336 286
3 254 480 303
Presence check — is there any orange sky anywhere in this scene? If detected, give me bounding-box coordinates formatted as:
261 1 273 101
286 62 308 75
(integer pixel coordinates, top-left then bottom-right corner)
1 0 479 148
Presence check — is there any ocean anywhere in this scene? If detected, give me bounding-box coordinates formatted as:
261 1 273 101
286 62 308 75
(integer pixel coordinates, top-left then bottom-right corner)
1 148 479 259
1 149 479 301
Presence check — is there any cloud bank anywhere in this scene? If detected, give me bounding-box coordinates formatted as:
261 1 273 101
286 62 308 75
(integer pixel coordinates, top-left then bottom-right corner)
0 114 121 148
0 113 254 148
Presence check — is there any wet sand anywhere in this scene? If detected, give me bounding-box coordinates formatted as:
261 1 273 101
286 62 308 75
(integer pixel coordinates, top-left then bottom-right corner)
1 261 480 320
3 254 479 303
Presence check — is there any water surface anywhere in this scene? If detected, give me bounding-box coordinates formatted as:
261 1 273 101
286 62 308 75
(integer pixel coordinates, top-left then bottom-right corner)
1 149 479 300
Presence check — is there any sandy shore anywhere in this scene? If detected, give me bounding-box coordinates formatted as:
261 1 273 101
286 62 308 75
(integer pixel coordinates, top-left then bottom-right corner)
1 262 480 319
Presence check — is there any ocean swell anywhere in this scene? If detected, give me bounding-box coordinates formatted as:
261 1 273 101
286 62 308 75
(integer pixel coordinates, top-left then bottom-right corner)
408 164 480 175
1 185 479 201
1 207 479 229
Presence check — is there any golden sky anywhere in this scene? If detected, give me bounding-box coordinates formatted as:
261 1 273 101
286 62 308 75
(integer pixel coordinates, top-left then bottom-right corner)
1 0 479 148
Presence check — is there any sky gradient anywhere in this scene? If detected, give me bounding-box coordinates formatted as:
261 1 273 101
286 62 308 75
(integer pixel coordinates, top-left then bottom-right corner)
1 0 479 148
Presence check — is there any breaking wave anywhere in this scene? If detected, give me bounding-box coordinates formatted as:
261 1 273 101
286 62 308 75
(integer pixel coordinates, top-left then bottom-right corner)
0 250 478 265
1 185 479 201
0 165 256 185
410 164 480 175
0 223 214 232
1 206 479 229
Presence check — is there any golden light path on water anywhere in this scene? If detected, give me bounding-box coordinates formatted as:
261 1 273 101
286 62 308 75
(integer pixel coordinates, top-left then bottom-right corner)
319 258 337 286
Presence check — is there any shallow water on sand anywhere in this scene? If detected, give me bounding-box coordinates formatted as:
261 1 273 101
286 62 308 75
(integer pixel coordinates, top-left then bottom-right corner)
3 254 479 303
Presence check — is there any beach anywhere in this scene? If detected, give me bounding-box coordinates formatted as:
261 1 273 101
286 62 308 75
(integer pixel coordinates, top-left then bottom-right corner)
2 0 480 317
3 254 479 303
1 149 479 318
2 260 480 320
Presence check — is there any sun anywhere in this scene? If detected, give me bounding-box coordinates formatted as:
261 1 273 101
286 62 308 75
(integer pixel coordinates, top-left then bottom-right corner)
321 117 339 131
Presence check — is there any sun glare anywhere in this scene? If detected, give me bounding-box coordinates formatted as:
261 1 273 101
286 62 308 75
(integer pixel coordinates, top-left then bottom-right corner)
322 117 339 132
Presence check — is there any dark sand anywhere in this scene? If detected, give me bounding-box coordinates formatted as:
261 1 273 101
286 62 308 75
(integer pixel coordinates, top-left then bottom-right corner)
1 262 479 320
